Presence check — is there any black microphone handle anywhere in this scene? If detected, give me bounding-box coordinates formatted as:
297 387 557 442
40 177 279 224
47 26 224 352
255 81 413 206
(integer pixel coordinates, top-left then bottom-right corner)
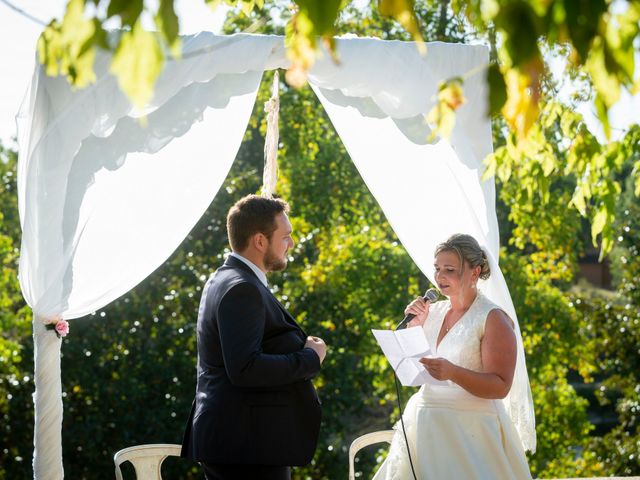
396 313 416 330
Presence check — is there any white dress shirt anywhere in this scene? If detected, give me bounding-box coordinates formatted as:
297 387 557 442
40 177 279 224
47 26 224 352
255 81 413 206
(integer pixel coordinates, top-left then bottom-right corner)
229 252 268 287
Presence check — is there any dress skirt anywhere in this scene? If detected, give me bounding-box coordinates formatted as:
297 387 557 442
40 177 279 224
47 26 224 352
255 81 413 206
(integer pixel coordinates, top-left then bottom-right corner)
372 385 532 480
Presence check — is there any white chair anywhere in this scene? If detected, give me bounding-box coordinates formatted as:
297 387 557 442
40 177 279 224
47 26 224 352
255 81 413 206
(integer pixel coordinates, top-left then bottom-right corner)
348 430 394 480
114 444 182 480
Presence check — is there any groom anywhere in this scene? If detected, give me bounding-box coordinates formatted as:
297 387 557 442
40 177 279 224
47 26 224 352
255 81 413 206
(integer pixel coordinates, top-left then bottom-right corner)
181 194 326 480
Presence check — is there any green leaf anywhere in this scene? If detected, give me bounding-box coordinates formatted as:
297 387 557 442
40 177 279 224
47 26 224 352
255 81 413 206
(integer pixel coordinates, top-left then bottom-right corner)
37 20 65 77
587 37 621 109
110 21 165 110
497 160 512 183
570 186 587 217
378 0 424 45
205 0 224 9
598 234 614 261
564 0 606 62
591 207 608 244
241 0 254 16
496 2 540 67
155 0 181 57
541 154 555 177
107 0 143 27
594 94 611 140
294 0 343 35
487 63 507 117
482 152 498 181
606 7 639 82
37 0 101 87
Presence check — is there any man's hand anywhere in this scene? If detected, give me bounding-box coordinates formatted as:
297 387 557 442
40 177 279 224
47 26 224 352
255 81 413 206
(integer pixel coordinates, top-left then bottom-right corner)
305 336 327 364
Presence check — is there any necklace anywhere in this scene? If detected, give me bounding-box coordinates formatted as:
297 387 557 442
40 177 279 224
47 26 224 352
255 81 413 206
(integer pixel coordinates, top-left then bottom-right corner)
443 310 455 332
443 299 474 332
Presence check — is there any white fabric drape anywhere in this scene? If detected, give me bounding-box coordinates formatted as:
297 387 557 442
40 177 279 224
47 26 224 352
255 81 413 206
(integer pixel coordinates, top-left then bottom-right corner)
18 34 283 320
308 39 535 452
17 33 534 479
18 33 281 479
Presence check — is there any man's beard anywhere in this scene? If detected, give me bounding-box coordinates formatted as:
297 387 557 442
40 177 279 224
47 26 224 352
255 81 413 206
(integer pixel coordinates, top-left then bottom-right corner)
264 249 287 272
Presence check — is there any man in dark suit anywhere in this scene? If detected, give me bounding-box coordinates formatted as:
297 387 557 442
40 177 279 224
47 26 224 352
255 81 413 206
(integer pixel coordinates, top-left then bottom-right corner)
181 194 327 480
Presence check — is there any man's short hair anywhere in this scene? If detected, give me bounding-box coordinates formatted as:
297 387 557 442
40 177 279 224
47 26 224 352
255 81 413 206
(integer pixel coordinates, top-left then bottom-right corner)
226 194 290 252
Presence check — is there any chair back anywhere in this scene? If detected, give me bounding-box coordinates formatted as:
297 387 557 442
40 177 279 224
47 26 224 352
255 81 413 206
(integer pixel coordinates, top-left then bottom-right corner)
348 430 394 480
114 444 182 480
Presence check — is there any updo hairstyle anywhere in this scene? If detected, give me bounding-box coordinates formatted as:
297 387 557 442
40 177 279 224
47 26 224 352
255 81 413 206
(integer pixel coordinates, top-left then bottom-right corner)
434 233 491 280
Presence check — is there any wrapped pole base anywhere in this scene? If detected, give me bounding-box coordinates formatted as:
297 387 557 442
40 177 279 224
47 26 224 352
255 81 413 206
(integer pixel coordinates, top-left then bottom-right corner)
32 315 64 480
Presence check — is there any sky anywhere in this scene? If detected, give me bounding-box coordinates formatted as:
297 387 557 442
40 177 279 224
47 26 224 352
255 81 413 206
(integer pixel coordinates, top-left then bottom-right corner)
0 1 637 148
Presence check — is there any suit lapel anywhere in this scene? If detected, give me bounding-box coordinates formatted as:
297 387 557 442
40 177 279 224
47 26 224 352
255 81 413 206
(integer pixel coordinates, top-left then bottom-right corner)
224 256 306 335
259 282 306 335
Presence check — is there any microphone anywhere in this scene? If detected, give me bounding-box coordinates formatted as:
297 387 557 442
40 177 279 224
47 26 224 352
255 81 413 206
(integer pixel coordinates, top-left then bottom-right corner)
396 288 439 330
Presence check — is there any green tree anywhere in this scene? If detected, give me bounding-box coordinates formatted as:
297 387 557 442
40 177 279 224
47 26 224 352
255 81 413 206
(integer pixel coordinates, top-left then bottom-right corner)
574 136 640 477
491 101 640 478
0 145 33 480
3 3 639 479
489 102 603 476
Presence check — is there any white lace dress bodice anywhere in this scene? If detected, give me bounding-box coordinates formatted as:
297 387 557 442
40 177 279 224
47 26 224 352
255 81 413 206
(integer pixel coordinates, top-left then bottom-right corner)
423 290 496 372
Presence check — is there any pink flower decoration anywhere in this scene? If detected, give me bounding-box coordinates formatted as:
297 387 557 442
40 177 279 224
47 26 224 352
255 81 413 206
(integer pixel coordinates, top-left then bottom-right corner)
54 320 69 337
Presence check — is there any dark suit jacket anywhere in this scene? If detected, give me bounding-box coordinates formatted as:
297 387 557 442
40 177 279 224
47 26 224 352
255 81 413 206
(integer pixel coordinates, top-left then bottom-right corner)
181 255 322 466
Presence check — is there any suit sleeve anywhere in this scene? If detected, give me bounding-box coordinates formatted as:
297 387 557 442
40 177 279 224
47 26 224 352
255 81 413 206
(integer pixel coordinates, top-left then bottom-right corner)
217 282 321 387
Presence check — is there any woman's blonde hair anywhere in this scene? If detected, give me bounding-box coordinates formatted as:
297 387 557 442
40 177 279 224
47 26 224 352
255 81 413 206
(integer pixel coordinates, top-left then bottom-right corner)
434 233 490 280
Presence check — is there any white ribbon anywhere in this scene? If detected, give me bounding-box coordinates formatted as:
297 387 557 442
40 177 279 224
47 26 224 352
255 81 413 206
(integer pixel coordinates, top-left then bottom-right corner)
262 70 280 198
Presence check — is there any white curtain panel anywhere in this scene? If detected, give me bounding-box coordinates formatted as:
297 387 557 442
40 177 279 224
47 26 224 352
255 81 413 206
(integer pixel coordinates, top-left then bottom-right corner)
17 34 534 479
18 33 280 479
17 33 282 320
307 38 534 452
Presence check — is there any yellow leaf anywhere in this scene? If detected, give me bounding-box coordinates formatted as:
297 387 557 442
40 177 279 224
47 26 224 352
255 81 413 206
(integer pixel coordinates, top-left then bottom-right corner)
570 187 587 217
426 79 466 140
284 11 316 88
502 63 540 139
482 154 498 180
241 0 254 15
591 207 607 244
439 80 465 110
285 63 308 89
541 154 555 176
378 0 425 50
586 36 620 109
110 21 165 110
427 103 456 140
37 0 99 87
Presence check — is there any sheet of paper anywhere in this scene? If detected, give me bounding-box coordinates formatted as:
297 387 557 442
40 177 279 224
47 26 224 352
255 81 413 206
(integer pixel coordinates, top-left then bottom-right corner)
396 357 428 386
395 326 431 356
371 329 403 369
372 327 452 387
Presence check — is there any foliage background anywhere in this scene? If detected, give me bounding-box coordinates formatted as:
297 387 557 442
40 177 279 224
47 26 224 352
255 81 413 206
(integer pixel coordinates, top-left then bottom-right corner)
1 1 639 479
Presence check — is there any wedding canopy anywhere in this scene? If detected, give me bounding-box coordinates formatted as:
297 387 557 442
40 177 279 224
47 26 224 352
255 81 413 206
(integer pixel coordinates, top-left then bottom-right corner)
17 33 535 479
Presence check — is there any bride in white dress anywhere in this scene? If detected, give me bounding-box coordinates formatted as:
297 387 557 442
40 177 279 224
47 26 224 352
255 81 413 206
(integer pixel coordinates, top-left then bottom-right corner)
373 234 533 480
